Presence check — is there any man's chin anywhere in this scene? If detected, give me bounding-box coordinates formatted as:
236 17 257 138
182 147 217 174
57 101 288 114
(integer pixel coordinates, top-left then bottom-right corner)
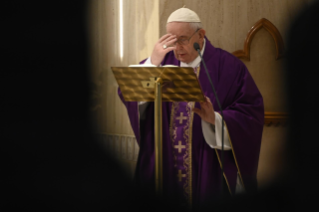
175 56 190 64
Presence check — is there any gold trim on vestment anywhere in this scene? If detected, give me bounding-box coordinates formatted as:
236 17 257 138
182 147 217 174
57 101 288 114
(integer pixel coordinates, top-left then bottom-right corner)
188 66 200 205
214 149 232 195
190 66 200 205
137 102 140 140
182 101 193 205
170 103 178 167
187 102 195 206
214 112 246 193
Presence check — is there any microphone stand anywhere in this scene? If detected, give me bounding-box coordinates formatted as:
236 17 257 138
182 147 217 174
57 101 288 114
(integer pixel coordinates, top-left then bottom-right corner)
194 42 225 197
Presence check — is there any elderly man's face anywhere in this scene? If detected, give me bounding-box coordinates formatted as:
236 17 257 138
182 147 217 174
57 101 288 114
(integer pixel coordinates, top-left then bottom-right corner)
166 22 203 64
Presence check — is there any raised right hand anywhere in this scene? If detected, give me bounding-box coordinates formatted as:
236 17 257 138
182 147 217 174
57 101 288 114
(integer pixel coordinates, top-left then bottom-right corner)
150 34 177 66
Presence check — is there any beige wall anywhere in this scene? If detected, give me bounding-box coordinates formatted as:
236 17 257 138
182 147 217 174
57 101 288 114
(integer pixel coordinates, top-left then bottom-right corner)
88 0 159 177
159 0 311 52
89 0 311 187
89 0 159 134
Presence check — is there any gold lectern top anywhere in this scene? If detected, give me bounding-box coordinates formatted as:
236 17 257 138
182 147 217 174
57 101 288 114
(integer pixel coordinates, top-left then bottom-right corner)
111 66 205 102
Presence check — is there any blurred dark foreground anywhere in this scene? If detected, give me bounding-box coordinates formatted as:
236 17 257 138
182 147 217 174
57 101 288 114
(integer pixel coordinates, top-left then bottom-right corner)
0 1 162 211
2 1 319 211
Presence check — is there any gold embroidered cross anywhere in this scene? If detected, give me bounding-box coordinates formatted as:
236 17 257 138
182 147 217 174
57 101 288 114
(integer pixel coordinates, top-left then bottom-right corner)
174 141 186 153
177 170 186 182
176 112 187 124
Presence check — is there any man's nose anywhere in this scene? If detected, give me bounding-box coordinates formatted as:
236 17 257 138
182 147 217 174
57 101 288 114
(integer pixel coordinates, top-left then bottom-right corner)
175 42 183 49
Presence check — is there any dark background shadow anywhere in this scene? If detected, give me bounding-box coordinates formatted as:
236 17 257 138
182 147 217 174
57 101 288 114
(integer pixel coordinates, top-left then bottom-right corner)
0 1 163 211
2 0 318 211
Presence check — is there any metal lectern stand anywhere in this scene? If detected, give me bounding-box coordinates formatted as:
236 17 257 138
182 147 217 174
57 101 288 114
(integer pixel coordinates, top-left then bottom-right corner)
111 66 205 197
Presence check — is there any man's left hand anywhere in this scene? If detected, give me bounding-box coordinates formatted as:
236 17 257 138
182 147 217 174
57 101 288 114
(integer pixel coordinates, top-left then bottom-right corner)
192 96 215 125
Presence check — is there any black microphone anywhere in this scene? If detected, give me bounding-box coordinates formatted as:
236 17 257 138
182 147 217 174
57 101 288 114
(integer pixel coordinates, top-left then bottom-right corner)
193 42 200 52
194 42 226 196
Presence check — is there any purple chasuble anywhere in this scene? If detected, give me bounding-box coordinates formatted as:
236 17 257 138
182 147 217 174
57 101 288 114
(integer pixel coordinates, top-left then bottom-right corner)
118 37 264 207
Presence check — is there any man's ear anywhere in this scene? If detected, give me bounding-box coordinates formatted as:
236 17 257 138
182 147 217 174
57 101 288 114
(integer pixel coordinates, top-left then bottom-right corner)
198 28 206 39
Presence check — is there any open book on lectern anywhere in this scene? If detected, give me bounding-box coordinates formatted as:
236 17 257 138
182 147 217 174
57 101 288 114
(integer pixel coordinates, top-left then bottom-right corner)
111 64 205 102
128 64 178 68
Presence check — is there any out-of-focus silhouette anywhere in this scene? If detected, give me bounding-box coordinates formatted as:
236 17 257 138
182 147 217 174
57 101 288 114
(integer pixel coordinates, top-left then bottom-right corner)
0 1 167 211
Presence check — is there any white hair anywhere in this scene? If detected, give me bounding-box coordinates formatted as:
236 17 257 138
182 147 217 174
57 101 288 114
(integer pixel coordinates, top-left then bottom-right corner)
189 22 202 30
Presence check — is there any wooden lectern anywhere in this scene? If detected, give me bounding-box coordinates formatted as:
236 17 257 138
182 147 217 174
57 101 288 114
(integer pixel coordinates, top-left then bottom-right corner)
111 66 205 196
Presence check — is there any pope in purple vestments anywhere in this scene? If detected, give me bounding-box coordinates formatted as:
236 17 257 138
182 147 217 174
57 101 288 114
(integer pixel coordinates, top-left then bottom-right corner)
118 7 264 208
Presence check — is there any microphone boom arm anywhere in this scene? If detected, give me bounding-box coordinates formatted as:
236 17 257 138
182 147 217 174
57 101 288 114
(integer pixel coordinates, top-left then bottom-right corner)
194 42 225 196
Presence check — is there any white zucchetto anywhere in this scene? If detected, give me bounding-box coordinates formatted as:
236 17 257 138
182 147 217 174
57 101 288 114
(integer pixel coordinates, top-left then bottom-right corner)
167 6 201 23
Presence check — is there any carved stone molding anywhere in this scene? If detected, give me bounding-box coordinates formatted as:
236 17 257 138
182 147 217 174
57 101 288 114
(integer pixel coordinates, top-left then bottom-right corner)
233 18 285 61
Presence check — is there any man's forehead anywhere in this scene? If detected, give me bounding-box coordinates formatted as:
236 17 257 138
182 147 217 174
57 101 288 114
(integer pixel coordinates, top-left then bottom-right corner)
166 22 193 36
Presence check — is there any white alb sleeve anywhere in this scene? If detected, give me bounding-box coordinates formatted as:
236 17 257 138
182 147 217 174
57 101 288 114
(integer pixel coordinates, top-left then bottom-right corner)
202 112 231 150
143 57 153 65
143 57 163 67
